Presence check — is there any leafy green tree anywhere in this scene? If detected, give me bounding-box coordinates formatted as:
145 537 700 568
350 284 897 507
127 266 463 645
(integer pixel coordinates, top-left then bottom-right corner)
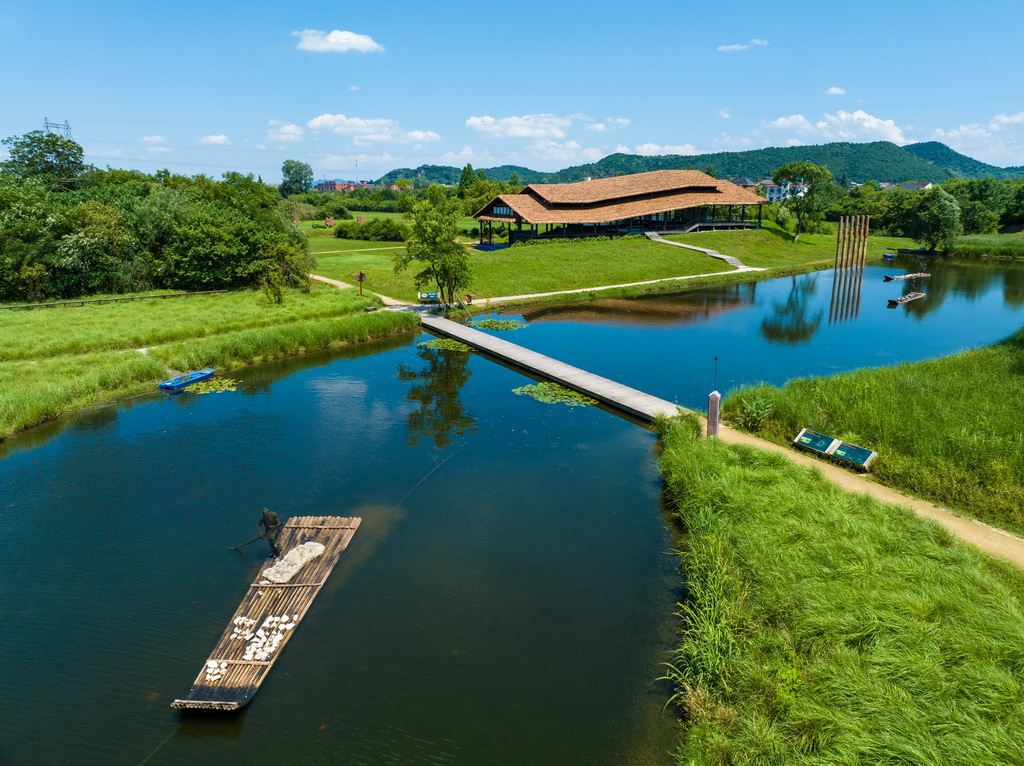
906 187 962 252
1 130 89 190
772 161 835 241
507 171 521 190
457 163 476 197
279 160 313 197
396 184 471 306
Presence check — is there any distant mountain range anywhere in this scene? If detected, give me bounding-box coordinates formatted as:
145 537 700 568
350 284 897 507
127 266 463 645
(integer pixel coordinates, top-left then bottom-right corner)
377 141 1024 186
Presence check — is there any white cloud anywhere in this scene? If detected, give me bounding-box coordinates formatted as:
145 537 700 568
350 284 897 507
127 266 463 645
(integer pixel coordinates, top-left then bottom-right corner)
466 113 573 139
199 134 231 145
267 120 304 142
719 109 732 120
347 85 360 91
439 145 495 165
991 112 1024 129
293 29 384 53
718 38 768 52
632 142 698 156
142 135 165 144
307 113 437 145
406 130 440 142
146 146 171 154
825 86 846 95
763 110 906 144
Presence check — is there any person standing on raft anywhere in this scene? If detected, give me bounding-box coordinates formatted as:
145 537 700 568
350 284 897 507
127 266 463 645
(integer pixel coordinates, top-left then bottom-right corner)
257 508 283 556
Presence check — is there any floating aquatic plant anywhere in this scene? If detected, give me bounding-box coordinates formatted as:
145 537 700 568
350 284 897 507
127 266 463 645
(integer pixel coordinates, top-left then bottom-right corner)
512 381 597 407
189 378 240 394
418 338 471 352
471 318 529 331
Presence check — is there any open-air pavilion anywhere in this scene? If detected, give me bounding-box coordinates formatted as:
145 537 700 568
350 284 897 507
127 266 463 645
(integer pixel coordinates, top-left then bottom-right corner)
473 169 767 245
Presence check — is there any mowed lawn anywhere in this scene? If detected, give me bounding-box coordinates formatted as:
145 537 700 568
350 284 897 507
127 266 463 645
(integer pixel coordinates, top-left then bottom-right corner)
313 239 736 301
665 223 916 268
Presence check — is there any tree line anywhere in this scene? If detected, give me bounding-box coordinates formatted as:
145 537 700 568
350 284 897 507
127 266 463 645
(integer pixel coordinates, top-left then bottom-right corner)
0 131 312 303
771 160 1024 251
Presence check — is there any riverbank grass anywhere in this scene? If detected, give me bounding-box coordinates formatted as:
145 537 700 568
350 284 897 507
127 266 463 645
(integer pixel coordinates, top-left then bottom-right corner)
0 287 419 439
657 415 1024 765
723 326 1024 534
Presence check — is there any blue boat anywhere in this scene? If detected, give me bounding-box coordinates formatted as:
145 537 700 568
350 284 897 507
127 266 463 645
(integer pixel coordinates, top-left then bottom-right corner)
882 252 897 261
158 369 216 391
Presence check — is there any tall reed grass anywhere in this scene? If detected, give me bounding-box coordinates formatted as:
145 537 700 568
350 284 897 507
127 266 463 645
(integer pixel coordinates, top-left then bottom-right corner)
0 288 378 361
0 352 167 437
150 311 419 370
657 415 1024 765
723 327 1024 533
948 234 1024 259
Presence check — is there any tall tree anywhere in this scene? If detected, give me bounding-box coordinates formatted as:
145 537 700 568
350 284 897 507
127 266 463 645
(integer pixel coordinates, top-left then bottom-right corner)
907 187 962 252
772 161 835 242
396 184 471 306
457 163 476 198
279 160 313 197
1 130 88 190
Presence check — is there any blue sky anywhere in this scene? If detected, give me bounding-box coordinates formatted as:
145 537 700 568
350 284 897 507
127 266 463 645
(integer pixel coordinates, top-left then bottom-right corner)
2 0 1023 182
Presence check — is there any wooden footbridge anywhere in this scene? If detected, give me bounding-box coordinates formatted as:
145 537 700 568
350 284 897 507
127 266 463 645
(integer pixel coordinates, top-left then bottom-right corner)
420 316 685 423
172 516 360 711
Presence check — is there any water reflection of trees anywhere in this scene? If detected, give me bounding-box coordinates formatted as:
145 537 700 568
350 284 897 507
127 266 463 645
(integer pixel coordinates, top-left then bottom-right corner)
761 276 824 345
900 255 1024 318
396 347 476 448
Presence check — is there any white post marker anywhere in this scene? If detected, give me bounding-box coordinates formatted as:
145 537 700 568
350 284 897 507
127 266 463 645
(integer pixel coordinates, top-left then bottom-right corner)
707 390 721 437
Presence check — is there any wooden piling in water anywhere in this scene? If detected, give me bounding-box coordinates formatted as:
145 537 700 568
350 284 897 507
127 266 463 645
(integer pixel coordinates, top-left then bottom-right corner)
171 515 361 711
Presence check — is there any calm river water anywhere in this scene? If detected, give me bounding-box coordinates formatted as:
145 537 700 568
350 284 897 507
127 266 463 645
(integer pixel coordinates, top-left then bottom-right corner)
1 256 1022 765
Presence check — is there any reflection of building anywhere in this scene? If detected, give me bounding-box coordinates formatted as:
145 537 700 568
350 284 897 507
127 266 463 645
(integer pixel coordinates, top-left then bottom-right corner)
519 283 758 327
474 170 766 244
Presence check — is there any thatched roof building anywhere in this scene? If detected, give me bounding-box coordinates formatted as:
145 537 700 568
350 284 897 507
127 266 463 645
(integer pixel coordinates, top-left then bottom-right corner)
473 170 766 244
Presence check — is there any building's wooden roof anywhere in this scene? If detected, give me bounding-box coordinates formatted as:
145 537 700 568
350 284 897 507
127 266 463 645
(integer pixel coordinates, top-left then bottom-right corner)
475 170 765 224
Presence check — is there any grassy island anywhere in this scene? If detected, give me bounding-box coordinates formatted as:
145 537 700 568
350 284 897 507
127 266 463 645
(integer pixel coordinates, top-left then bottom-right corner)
657 415 1024 765
0 288 418 439
723 327 1024 534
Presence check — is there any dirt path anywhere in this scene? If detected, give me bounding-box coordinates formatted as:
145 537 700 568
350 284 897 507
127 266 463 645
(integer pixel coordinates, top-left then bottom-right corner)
310 274 413 306
718 425 1024 568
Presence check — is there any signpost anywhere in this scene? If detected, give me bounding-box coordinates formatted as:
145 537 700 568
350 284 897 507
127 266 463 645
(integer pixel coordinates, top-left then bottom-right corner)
326 216 335 227
356 271 366 296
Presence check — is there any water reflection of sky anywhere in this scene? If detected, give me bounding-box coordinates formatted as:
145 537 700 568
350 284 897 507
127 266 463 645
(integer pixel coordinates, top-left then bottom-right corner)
502 258 1024 410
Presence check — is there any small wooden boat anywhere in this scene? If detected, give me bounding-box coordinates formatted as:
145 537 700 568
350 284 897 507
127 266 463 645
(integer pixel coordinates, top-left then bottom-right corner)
158 369 216 391
883 273 930 282
887 292 926 306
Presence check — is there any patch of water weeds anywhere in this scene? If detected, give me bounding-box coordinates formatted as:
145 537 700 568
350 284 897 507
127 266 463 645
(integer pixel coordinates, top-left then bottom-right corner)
418 338 471 352
512 381 597 407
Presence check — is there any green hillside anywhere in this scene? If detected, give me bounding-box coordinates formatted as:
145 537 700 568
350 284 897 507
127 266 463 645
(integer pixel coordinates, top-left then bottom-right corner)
378 141 1024 187
903 141 1019 179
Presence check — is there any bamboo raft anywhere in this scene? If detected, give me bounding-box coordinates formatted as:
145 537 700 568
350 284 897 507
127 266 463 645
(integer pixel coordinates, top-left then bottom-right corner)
172 516 361 711
883 273 930 282
888 292 926 306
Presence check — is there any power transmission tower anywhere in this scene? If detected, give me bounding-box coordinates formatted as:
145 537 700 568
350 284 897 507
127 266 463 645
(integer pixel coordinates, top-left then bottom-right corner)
43 118 73 140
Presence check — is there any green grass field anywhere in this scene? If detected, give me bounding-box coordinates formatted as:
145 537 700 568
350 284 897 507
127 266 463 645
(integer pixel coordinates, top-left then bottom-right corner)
949 233 1024 258
657 415 1024 765
314 239 735 302
723 327 1024 534
0 289 381 361
665 223 916 268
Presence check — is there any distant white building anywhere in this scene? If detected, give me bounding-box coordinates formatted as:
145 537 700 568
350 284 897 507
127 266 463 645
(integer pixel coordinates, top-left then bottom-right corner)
759 179 809 201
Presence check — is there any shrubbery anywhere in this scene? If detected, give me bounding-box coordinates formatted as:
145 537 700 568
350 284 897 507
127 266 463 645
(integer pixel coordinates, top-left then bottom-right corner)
334 217 410 242
0 134 314 301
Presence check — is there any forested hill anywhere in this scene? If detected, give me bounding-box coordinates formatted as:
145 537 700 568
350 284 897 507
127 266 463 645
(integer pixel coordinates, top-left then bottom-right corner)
902 141 1024 179
379 141 1024 186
